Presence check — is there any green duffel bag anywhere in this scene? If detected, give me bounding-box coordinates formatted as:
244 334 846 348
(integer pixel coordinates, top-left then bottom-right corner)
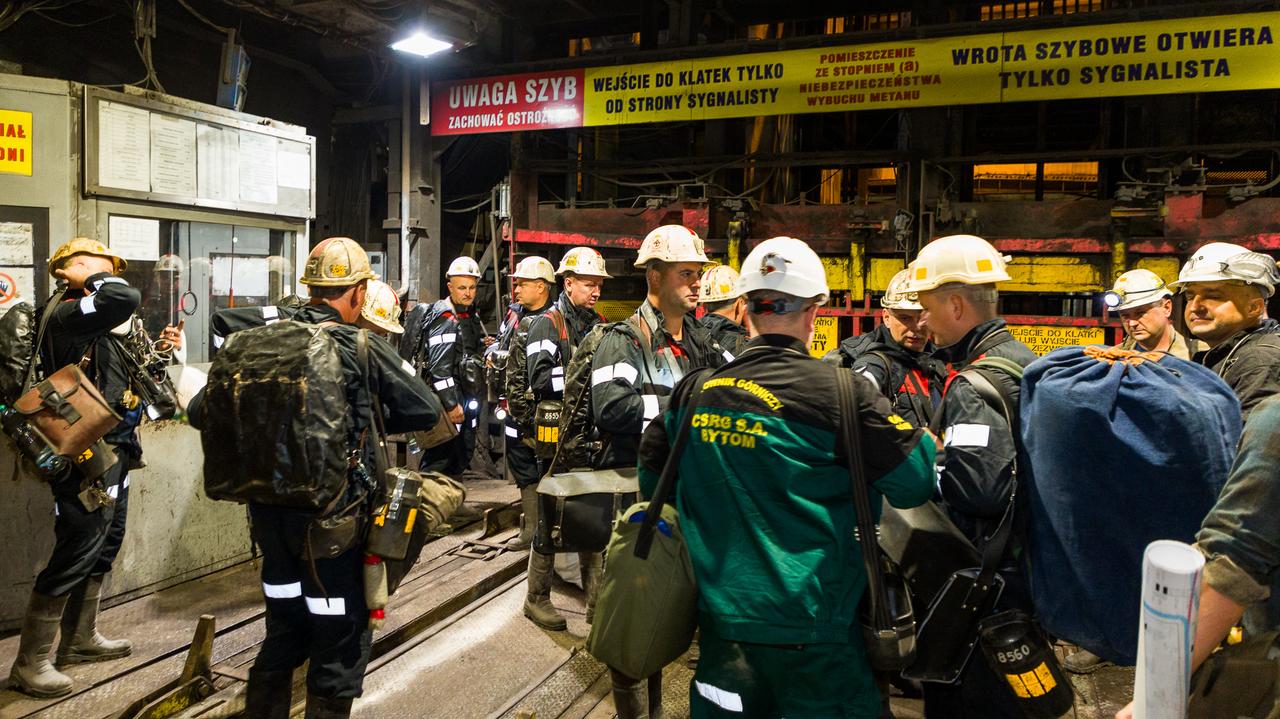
1188 631 1280 719
586 500 698 681
584 371 709 681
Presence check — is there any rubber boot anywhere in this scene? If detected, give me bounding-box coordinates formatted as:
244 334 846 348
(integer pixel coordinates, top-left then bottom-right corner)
7 591 73 698
243 667 295 719
650 671 665 719
507 485 539 550
57 575 132 666
1063 649 1112 674
304 693 353 719
610 668 662 719
523 550 567 630
579 552 603 624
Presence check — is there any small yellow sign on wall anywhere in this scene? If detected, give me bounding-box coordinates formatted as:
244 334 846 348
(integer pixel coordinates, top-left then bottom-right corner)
1009 324 1106 356
0 109 33 176
811 315 839 357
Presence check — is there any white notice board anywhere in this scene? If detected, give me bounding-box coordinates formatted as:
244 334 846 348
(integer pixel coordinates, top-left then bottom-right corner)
107 216 161 261
149 114 197 197
98 101 150 192
85 88 315 219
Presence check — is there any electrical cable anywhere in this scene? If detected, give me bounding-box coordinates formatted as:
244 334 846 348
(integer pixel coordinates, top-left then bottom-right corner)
443 197 492 213
176 0 231 33
34 7 113 26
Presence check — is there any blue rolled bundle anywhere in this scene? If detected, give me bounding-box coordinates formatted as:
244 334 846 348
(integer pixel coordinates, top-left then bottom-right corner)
1021 346 1241 665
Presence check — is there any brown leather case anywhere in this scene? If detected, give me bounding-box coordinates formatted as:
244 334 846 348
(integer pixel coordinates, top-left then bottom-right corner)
14 364 121 458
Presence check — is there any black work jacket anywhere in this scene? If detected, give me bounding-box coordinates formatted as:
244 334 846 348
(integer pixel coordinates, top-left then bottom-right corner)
1195 318 1280 421
411 299 482 410
591 301 726 469
524 292 603 402
41 273 143 457
698 312 749 358
826 324 944 429
195 304 443 481
932 318 1037 553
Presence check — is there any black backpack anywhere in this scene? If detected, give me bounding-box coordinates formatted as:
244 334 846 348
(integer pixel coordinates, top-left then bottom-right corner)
550 317 645 472
201 320 352 510
0 301 38 405
505 307 567 432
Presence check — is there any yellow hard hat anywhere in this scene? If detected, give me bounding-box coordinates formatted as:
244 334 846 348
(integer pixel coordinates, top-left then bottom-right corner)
49 237 126 276
698 264 741 303
299 237 378 287
360 279 404 334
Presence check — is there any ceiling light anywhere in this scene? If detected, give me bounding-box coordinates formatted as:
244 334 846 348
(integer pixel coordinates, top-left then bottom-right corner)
390 31 452 58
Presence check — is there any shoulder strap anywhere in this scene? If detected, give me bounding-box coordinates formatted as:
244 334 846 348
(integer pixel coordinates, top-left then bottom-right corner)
971 354 1025 381
971 326 1015 358
836 370 893 632
358 330 392 486
858 350 891 392
950 358 1020 596
549 307 568 341
634 368 710 559
901 367 934 427
26 291 66 392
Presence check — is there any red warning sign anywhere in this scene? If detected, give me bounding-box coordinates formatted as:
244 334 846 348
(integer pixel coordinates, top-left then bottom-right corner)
0 273 17 304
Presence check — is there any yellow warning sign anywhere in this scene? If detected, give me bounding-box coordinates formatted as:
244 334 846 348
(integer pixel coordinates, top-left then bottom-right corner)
0 109 33 176
811 315 839 357
1009 325 1106 355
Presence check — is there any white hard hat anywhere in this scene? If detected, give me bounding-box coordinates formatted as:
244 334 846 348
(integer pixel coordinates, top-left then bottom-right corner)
511 256 555 284
904 234 1011 293
557 247 612 278
446 256 481 278
1171 242 1279 298
699 264 741 303
634 225 710 268
360 279 404 334
737 237 829 303
1104 269 1171 311
881 269 923 310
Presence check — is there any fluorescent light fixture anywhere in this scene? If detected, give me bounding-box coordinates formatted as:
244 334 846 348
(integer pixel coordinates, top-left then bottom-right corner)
390 30 452 58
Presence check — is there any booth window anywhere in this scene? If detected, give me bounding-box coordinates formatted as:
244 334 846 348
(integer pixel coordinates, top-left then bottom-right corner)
111 216 297 364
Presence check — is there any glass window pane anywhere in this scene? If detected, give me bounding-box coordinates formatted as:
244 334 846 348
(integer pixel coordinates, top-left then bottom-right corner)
111 216 296 364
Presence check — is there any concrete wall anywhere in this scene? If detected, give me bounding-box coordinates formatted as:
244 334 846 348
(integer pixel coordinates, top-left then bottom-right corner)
2 420 253 630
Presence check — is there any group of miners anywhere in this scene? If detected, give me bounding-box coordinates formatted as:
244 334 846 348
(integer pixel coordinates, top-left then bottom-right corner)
7 227 1280 719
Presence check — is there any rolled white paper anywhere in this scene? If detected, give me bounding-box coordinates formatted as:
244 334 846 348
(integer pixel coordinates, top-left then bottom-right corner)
1134 540 1204 719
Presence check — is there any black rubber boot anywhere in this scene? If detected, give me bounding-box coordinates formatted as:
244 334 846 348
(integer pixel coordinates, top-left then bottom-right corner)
304 693 353 719
611 668 663 719
7 591 73 698
523 550 567 630
579 551 603 624
57 575 132 666
507 485 539 550
647 671 664 719
243 668 295 719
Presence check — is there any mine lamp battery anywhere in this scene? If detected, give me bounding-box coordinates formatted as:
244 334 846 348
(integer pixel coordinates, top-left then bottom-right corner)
367 472 422 561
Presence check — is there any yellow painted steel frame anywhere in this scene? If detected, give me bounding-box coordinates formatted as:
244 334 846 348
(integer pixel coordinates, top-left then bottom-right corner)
821 254 1125 294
